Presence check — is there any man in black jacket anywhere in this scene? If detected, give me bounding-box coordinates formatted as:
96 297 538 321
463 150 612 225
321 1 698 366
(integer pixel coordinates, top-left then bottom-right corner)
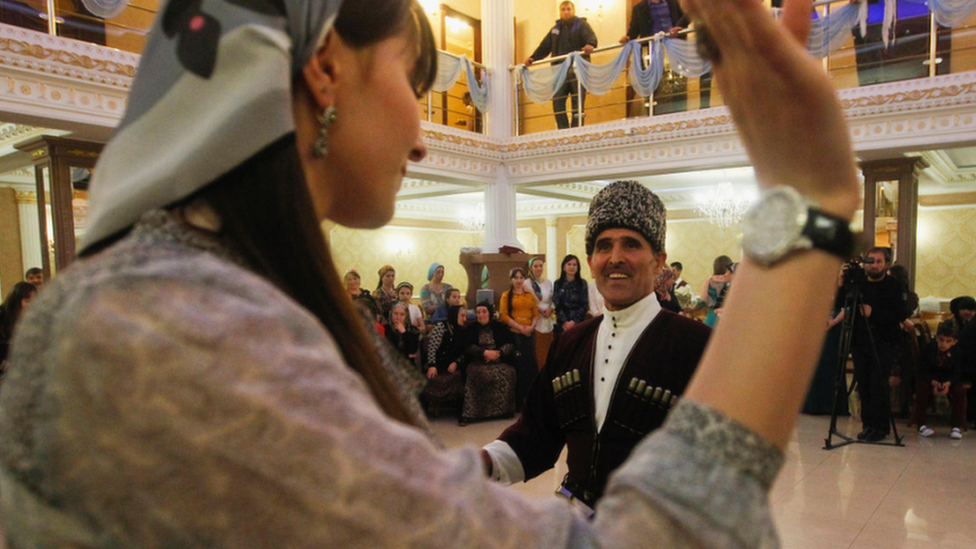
525 1 597 129
851 247 908 442
619 0 712 113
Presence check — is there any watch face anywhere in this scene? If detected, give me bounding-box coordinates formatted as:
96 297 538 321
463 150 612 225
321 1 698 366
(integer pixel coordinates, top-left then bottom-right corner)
741 188 806 265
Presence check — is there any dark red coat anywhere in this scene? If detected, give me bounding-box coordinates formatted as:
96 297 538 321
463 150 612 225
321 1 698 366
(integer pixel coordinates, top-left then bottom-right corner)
497 310 710 503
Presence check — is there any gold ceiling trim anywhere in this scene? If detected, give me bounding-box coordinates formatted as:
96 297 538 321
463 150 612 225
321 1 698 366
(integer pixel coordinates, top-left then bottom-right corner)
0 37 136 80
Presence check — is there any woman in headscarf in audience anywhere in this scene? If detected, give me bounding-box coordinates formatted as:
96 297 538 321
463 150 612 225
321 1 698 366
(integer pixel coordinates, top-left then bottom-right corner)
386 302 420 362
396 281 425 332
950 296 976 332
0 0 868 544
373 265 398 322
525 257 554 368
423 304 466 415
460 301 516 425
420 262 452 318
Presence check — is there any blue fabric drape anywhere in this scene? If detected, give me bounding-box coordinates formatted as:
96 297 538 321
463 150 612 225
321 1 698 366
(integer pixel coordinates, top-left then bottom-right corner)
917 0 976 28
661 38 712 78
432 52 490 113
576 42 637 95
806 2 862 58
517 59 575 103
629 40 665 97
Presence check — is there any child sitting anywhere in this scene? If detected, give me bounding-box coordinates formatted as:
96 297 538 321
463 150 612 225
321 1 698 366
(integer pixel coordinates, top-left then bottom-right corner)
912 320 968 439
396 282 426 333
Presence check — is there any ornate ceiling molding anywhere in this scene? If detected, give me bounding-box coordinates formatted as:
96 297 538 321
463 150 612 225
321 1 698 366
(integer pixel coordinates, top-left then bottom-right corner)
918 191 976 208
0 25 136 85
0 24 132 130
917 150 976 186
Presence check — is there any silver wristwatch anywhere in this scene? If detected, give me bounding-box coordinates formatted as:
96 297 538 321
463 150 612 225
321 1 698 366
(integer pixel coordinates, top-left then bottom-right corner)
740 186 855 266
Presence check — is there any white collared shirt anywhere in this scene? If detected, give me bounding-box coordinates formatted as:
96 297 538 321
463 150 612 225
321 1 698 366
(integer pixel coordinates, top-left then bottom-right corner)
484 291 663 484
592 292 661 431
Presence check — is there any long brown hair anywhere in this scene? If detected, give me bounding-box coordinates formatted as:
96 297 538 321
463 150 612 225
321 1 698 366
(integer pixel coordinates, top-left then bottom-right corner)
195 0 436 428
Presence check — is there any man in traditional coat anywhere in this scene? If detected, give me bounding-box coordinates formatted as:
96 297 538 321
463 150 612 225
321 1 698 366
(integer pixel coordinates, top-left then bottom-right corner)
481 181 711 512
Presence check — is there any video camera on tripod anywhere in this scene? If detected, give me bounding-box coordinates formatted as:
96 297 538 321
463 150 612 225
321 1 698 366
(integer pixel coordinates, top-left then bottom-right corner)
841 256 876 289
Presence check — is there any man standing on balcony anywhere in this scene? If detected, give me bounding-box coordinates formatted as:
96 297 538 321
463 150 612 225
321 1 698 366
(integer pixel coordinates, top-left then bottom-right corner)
525 1 597 129
619 0 712 113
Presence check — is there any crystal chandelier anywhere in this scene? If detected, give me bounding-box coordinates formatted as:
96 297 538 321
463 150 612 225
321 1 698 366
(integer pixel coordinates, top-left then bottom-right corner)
695 182 753 227
459 203 486 232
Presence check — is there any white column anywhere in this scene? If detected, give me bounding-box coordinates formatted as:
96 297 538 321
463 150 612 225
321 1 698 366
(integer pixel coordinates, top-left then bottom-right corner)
481 171 521 252
546 216 558 281
482 0 514 139
18 193 42 273
480 0 519 252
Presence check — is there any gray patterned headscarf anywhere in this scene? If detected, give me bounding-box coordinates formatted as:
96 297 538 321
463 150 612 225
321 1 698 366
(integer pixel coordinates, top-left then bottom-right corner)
80 0 344 252
585 180 666 255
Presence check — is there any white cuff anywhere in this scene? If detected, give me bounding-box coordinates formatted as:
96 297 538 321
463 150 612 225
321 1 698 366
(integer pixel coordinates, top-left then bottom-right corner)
482 440 525 485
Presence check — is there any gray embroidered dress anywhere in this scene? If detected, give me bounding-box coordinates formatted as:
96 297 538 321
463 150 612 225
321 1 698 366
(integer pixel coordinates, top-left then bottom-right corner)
0 211 784 549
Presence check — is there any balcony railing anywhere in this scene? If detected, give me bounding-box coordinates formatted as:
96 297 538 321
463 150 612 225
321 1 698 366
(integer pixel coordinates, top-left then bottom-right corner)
417 49 487 135
512 0 976 135
0 0 157 53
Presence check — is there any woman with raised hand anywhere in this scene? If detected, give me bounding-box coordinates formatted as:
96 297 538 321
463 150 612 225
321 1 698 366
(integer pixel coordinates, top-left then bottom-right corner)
0 0 862 546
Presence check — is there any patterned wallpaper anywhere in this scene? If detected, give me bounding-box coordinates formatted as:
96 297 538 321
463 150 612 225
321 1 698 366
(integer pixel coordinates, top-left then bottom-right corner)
328 207 973 302
330 226 481 294
916 206 976 299
329 225 539 296
664 219 742 297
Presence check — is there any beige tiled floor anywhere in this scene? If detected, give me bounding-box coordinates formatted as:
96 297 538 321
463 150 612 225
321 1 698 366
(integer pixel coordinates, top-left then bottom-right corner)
431 413 976 549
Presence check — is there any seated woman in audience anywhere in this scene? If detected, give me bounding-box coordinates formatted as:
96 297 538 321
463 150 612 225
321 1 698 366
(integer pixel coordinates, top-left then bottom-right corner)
420 263 452 318
913 321 968 439
386 302 421 363
423 304 466 413
0 281 37 368
431 287 461 324
461 302 517 425
552 254 588 333
655 267 682 314
500 267 539 407
396 282 425 332
0 0 867 544
373 265 398 322
345 268 381 322
525 258 554 368
949 296 976 332
701 255 733 327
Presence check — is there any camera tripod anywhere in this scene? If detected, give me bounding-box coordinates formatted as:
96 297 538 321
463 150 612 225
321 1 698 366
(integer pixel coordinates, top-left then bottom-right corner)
824 279 905 449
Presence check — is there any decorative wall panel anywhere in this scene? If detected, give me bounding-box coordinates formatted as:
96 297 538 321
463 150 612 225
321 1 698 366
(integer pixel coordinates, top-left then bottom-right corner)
330 225 482 296
665 219 742 299
916 206 976 299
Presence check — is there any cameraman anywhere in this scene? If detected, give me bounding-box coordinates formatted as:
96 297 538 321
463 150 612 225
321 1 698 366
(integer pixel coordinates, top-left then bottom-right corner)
848 247 908 442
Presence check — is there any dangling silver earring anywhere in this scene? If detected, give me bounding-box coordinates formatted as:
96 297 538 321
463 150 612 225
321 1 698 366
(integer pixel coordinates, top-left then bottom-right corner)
313 105 337 158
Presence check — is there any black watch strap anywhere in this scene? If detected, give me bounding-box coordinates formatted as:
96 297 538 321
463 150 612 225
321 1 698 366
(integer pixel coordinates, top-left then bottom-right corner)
802 208 855 260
